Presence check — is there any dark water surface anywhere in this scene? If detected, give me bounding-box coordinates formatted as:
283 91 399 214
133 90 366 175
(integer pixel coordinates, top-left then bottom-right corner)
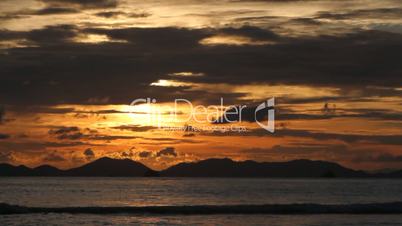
1 178 402 225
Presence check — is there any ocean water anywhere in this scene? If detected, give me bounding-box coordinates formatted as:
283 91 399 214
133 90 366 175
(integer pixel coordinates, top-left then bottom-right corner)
1 178 402 225
2 214 402 226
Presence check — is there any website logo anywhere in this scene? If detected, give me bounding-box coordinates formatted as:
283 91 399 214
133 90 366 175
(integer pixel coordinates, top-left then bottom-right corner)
129 97 275 133
255 98 275 132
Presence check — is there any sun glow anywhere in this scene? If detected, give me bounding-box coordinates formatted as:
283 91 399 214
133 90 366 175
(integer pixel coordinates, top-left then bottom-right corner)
150 79 191 87
74 34 127 44
200 34 274 46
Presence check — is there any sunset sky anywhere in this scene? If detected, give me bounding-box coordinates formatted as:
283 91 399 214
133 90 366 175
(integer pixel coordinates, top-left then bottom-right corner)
0 0 401 170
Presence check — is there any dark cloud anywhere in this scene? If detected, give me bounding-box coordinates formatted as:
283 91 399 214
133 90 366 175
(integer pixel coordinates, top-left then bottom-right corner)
111 125 157 132
138 151 152 158
86 109 129 114
289 17 322 25
140 137 203 145
48 127 83 142
0 24 78 45
7 106 135 116
316 8 402 20
49 126 80 135
95 11 122 18
0 134 11 139
183 133 196 137
83 148 95 160
0 25 401 106
120 150 134 158
203 128 402 146
45 141 91 147
0 7 79 23
215 100 402 123
26 24 78 44
48 126 139 141
56 132 139 141
0 14 26 20
0 106 5 123
56 132 84 140
39 0 118 9
33 7 79 15
156 147 178 157
344 108 402 121
280 105 402 121
219 25 279 40
88 135 139 141
9 106 76 114
0 5 81 22
86 26 209 48
95 10 150 18
0 30 24 41
132 148 182 159
273 129 402 146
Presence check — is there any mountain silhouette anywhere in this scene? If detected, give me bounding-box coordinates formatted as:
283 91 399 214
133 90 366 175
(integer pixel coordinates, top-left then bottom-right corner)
66 157 157 177
33 165 64 176
160 158 369 178
0 163 32 176
379 169 402 178
0 158 400 178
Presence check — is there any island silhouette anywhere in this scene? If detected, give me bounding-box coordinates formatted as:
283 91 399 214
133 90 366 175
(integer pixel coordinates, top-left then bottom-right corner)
1 157 401 178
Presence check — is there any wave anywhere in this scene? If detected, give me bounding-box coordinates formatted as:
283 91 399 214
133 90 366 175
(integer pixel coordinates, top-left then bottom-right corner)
1 202 402 215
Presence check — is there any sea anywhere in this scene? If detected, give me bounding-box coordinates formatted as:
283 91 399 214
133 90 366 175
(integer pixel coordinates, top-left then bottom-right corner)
1 178 402 225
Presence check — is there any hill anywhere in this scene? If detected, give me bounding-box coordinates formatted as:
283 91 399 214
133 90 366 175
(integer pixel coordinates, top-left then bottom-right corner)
160 158 369 178
65 157 157 177
1 158 401 178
